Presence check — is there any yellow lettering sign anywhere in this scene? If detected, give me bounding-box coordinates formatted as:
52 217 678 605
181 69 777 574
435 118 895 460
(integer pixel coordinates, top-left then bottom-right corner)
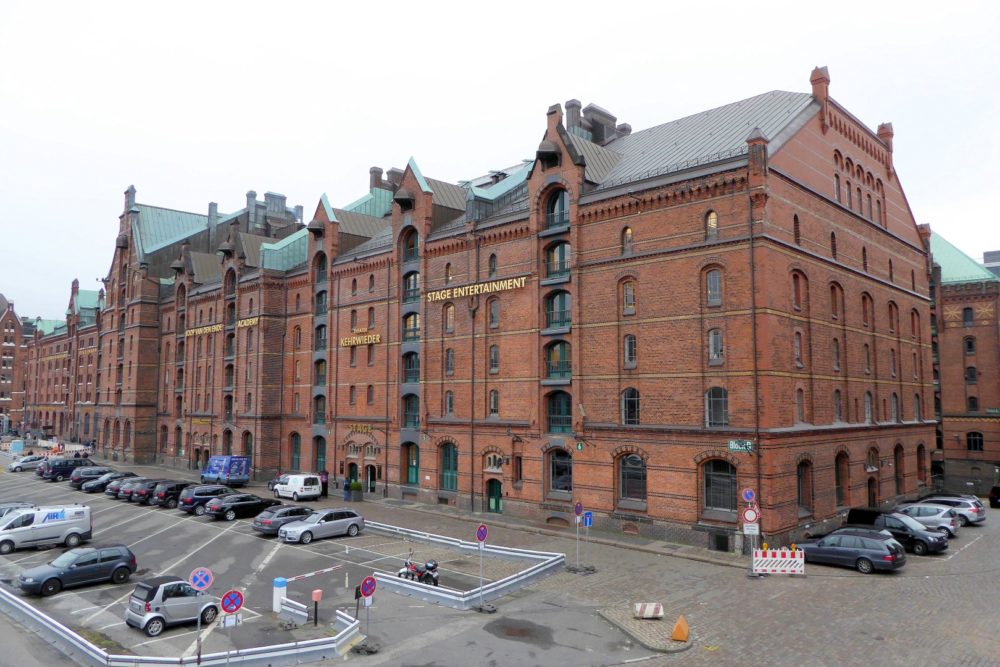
237 317 259 328
425 276 528 303
184 323 224 337
339 333 382 347
347 423 372 434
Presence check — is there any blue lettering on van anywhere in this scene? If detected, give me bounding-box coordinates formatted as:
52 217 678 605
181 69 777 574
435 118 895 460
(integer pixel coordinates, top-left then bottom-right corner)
43 510 66 523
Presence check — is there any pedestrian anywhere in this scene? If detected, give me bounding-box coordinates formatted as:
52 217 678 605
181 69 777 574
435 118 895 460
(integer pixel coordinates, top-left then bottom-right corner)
73 450 81 458
82 451 89 459
320 469 329 498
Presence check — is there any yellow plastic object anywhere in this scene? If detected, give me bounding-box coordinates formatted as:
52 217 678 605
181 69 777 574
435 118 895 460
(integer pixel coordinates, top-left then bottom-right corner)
671 614 690 642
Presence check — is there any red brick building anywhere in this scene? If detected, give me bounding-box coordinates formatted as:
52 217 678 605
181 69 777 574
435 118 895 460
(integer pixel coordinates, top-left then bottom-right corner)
21 67 936 548
0 294 30 433
929 233 1000 492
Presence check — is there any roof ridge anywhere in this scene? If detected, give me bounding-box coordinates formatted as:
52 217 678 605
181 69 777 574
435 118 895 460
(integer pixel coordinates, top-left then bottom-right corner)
137 203 207 218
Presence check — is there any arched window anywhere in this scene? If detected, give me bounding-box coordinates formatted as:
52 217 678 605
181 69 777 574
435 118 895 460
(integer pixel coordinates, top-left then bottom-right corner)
402 352 419 383
402 230 419 262
967 432 984 452
963 307 974 326
444 391 454 415
793 214 801 245
224 270 236 296
290 433 301 470
402 394 420 428
888 259 894 282
313 395 326 424
834 174 841 202
965 366 978 384
488 389 499 416
793 331 803 367
292 327 301 349
351 278 357 295
703 460 736 512
488 298 500 328
795 388 805 422
313 436 326 472
488 253 498 278
549 449 572 493
444 348 455 376
705 387 728 427
545 291 571 328
835 452 850 506
403 313 420 340
864 392 874 423
401 442 419 485
797 460 813 514
830 232 837 259
877 199 883 225
888 302 898 333
443 303 455 333
444 263 453 285
546 391 572 433
620 227 633 254
621 388 640 425
833 389 843 421
891 393 899 422
314 291 327 315
862 294 873 327
545 242 570 279
366 385 374 405
546 341 571 378
705 210 719 240
546 189 569 228
708 329 723 365
314 359 326 386
313 253 327 282
619 454 646 502
368 274 375 292
622 280 636 315
792 272 805 310
314 325 327 350
439 443 458 491
489 345 500 372
866 194 873 219
705 269 722 307
403 272 421 303
911 309 920 339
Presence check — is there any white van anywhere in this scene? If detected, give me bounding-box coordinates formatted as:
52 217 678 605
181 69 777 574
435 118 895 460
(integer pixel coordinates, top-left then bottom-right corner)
0 505 92 555
273 474 322 501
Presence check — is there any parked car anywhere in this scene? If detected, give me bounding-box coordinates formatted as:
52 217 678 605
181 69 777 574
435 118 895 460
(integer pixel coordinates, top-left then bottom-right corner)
130 479 173 505
205 494 281 521
273 474 322 502
278 508 364 544
177 485 237 516
0 502 36 519
0 505 93 555
989 485 1000 509
41 457 98 482
17 545 137 596
7 455 47 472
797 527 906 574
267 473 291 492
124 576 220 637
919 495 987 526
251 505 313 536
148 481 195 509
896 503 961 537
81 471 136 493
68 467 115 489
119 478 166 502
845 508 949 555
199 455 251 486
109 477 149 499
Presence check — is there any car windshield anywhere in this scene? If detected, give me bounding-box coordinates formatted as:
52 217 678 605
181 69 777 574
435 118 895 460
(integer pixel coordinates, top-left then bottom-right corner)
50 551 82 568
896 514 926 531
301 513 322 524
95 473 117 482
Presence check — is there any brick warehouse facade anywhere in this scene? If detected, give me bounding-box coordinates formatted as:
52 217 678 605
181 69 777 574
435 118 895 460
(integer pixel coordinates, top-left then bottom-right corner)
18 67 937 549
0 295 31 433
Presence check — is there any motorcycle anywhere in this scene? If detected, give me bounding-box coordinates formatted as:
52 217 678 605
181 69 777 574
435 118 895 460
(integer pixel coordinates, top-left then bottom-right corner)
397 549 440 586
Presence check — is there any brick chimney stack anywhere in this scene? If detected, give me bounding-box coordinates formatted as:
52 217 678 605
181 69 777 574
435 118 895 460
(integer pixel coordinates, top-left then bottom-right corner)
877 122 894 152
369 167 384 190
565 99 582 130
810 66 830 102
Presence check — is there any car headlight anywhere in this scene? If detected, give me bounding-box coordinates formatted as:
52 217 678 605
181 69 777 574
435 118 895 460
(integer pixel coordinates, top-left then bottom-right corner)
21 577 35 584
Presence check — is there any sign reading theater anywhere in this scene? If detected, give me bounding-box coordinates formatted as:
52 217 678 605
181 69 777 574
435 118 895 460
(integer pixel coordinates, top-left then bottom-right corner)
425 276 528 303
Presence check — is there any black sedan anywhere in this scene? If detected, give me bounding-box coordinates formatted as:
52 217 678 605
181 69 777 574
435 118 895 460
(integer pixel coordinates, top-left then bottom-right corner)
797 528 906 574
82 471 137 493
251 505 314 535
205 494 281 521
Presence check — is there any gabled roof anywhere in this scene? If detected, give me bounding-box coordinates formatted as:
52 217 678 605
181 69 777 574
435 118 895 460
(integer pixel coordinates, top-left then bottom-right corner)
0 293 8 315
261 228 309 272
930 232 999 285
332 209 388 239
343 188 394 218
425 177 467 211
237 233 269 268
407 157 433 194
595 90 817 189
73 290 101 314
189 252 222 284
133 204 210 256
566 135 622 184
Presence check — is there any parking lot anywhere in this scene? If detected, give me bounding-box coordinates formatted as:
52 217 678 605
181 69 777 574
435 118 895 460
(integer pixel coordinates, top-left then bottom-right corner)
0 467 511 658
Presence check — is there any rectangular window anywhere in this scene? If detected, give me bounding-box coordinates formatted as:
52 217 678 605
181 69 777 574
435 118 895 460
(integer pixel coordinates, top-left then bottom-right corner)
513 455 523 483
367 344 375 366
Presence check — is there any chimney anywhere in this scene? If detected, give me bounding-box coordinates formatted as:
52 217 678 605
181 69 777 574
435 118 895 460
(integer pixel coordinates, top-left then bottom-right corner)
264 191 287 214
246 190 257 230
294 204 304 222
369 167 384 190
810 66 830 103
582 103 618 145
877 122 894 152
386 168 404 192
207 202 218 250
124 185 136 212
565 99 582 130
71 278 79 295
616 123 632 137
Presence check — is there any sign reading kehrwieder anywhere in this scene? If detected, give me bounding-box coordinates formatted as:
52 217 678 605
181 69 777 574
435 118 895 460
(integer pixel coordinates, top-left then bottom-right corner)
425 276 528 303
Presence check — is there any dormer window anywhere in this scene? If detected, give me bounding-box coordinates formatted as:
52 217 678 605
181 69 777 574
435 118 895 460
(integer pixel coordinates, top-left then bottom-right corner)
546 190 569 229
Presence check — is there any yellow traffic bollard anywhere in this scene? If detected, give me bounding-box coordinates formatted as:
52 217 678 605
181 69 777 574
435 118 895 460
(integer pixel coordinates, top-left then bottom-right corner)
761 542 768 551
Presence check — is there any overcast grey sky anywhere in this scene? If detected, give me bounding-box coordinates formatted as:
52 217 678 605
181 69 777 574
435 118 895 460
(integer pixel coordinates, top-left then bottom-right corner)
1 1 997 319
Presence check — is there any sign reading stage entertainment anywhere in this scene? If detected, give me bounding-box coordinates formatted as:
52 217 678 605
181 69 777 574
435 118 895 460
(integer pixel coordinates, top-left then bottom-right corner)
425 276 528 303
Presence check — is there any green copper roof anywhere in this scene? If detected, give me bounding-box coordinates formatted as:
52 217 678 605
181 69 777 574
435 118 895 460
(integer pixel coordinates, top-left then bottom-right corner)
407 157 433 194
931 232 998 284
34 318 64 336
343 187 394 218
133 204 208 255
320 193 336 222
261 228 309 271
73 289 102 313
469 162 532 201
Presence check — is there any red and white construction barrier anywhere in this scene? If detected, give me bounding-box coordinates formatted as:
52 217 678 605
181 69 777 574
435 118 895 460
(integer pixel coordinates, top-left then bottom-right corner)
752 549 805 575
287 564 343 582
632 602 664 619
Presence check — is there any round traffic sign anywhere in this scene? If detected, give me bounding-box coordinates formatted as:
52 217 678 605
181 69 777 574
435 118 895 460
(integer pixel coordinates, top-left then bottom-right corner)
221 589 244 614
189 567 214 591
741 488 756 503
360 575 377 598
476 524 488 542
574 502 583 516
741 507 760 524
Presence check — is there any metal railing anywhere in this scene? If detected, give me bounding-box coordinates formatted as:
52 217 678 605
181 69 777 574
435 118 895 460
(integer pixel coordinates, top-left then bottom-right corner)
547 413 572 432
545 309 571 328
403 288 420 303
545 211 569 228
545 360 571 378
402 328 420 342
545 260 570 278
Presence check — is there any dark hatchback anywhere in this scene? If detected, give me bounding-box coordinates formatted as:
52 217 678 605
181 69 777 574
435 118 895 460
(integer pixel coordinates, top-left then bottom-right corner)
82 471 137 493
130 479 174 505
990 486 1000 509
251 505 313 535
205 494 281 521
68 467 115 489
798 528 907 574
148 481 195 509
178 485 237 516
41 457 98 482
107 476 148 498
17 545 137 596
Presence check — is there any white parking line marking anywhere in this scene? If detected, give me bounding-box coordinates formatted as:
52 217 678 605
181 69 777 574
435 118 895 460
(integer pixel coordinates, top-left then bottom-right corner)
126 518 189 549
71 605 103 614
944 534 983 560
132 627 200 647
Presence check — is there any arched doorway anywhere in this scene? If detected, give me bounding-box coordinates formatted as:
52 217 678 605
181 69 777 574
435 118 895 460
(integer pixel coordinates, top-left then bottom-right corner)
348 462 358 483
365 465 376 493
867 477 879 507
486 478 502 513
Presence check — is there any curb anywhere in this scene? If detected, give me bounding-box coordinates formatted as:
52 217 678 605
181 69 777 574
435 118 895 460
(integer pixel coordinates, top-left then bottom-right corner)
597 608 693 654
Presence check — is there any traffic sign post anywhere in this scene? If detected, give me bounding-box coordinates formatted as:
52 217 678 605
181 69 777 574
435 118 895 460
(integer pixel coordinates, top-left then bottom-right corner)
582 511 593 566
741 488 756 504
360 576 376 637
476 524 488 609
190 567 214 664
221 589 244 614
574 503 583 569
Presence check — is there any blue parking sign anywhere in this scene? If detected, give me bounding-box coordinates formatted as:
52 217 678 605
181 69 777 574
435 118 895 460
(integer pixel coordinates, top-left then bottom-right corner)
582 511 593 528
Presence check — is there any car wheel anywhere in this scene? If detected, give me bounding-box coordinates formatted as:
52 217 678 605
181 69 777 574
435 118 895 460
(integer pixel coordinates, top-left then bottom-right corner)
110 566 131 584
292 493 299 501
201 606 218 624
300 531 313 545
40 579 62 596
225 510 236 522
913 541 928 556
0 541 13 555
55 474 65 482
855 558 874 574
64 533 82 548
13 466 21 472
959 515 970 527
273 490 280 499
348 524 359 537
194 505 206 516
166 498 178 509
144 617 165 637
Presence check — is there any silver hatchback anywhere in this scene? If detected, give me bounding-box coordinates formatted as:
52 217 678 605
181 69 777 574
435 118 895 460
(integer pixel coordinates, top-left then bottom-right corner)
124 576 220 637
8 455 47 472
896 503 960 537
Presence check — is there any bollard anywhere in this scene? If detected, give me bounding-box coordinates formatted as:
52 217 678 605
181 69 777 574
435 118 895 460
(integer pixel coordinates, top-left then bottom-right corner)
312 589 322 627
273 577 287 613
